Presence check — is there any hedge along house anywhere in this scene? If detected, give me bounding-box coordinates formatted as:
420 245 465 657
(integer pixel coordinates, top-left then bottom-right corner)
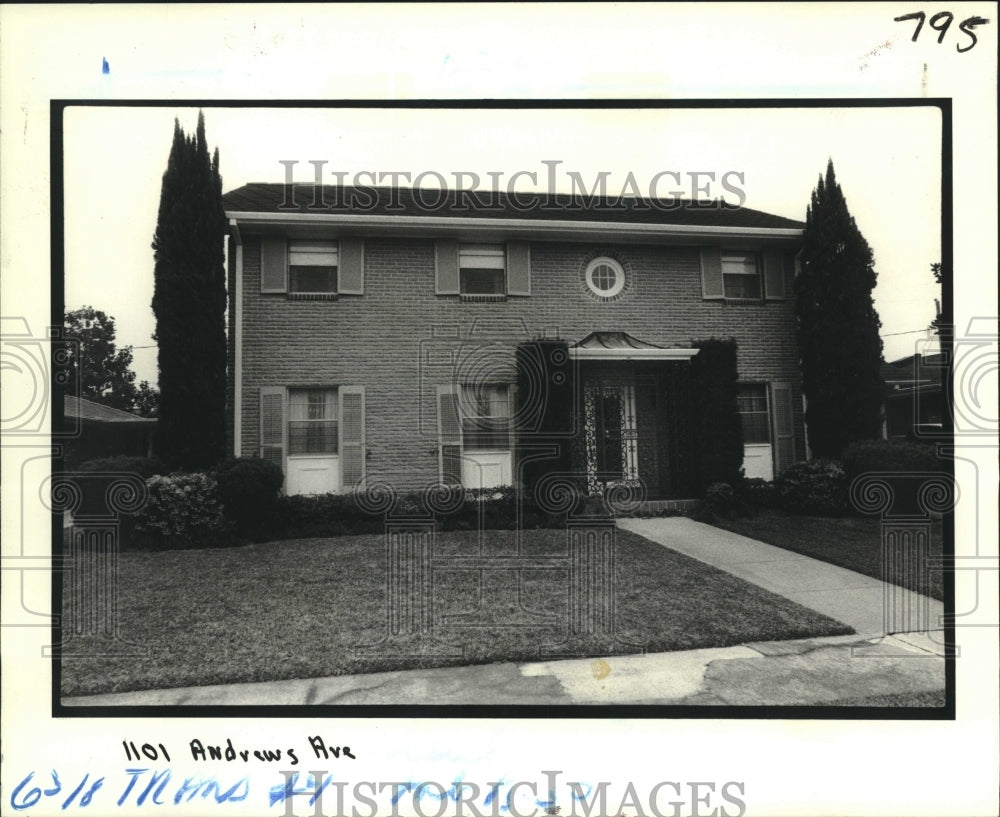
223 184 806 501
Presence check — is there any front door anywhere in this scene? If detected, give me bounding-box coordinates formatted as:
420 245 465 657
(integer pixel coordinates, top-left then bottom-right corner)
585 381 641 493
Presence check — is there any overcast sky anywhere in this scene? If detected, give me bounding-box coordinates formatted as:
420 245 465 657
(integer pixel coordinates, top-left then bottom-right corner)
64 105 942 386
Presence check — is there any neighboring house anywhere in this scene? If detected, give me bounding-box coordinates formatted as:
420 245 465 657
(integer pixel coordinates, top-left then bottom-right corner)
62 395 156 467
880 352 945 440
223 184 806 499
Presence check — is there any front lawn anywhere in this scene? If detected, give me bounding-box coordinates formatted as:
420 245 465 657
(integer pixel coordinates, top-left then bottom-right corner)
709 510 945 600
61 528 852 697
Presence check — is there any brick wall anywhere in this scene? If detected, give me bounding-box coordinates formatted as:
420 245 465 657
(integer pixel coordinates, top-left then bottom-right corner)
233 235 804 491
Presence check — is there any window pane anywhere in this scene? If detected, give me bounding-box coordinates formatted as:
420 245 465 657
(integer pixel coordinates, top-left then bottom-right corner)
288 389 339 453
460 384 510 450
290 250 339 266
723 273 761 299
591 263 619 291
737 384 770 443
721 253 757 275
290 241 338 266
459 245 505 269
737 385 767 412
740 413 771 444
290 265 337 293
289 389 338 420
460 268 504 294
288 420 339 454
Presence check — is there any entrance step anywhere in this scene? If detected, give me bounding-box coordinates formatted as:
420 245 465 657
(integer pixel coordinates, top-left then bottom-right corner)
615 498 698 517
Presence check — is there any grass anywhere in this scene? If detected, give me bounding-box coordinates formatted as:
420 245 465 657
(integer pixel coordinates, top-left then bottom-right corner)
61 528 853 697
709 510 945 600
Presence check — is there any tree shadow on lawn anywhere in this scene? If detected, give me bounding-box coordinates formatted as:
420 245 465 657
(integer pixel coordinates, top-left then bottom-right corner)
60 529 852 697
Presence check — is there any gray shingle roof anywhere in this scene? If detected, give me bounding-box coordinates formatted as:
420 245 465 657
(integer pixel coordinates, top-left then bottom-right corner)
64 395 156 424
223 183 804 230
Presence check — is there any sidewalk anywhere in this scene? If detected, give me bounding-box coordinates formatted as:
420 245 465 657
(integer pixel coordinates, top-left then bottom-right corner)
617 517 944 638
62 518 947 708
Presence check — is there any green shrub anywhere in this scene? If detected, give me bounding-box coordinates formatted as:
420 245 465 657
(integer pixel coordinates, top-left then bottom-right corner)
442 486 520 531
690 339 744 491
841 439 944 480
271 484 568 540
516 340 575 503
212 457 285 539
274 493 385 539
737 476 779 510
775 458 849 516
692 481 752 522
132 472 231 549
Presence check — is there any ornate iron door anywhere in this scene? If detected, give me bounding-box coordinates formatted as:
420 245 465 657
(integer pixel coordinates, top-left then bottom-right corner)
584 382 639 493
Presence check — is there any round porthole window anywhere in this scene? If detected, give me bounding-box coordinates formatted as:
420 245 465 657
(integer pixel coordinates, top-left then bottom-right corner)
585 257 626 299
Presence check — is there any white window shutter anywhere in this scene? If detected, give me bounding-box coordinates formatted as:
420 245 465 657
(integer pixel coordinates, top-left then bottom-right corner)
259 387 287 484
260 237 288 293
700 248 724 299
339 238 365 295
506 241 531 296
763 249 786 300
435 240 460 295
437 384 463 484
339 386 366 490
771 381 796 477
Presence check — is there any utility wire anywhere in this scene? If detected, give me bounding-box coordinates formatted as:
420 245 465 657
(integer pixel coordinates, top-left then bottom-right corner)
882 329 936 337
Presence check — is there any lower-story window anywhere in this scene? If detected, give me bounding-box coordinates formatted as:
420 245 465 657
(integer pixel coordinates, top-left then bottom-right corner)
737 381 796 480
737 383 770 444
438 383 513 489
259 385 365 496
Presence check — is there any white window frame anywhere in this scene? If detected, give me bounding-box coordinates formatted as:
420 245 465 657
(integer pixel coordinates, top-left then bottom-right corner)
584 257 626 299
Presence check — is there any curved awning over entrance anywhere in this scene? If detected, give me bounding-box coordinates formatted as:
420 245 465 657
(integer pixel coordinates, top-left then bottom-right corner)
568 331 699 361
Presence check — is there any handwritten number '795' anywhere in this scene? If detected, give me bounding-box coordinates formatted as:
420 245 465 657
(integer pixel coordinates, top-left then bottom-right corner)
894 11 990 52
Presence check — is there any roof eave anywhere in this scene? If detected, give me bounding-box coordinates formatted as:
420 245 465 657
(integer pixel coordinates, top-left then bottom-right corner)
225 210 804 244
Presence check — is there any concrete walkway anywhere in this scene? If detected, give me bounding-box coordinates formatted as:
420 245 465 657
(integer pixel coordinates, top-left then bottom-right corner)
617 517 944 638
63 518 947 708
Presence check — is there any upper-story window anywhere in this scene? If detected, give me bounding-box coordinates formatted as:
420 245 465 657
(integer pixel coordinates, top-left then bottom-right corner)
289 240 338 294
701 247 785 302
260 236 364 297
721 252 762 300
459 244 506 295
435 240 530 298
584 257 627 299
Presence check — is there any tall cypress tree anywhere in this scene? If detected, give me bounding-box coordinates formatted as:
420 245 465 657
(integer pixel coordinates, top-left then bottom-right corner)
797 160 885 458
151 112 227 469
690 338 743 490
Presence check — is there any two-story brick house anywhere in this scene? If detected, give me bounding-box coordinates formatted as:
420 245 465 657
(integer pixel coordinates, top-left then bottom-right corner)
223 184 805 500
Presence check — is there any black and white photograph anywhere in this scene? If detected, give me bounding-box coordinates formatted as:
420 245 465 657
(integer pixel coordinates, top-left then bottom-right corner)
52 103 951 713
2 4 997 817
